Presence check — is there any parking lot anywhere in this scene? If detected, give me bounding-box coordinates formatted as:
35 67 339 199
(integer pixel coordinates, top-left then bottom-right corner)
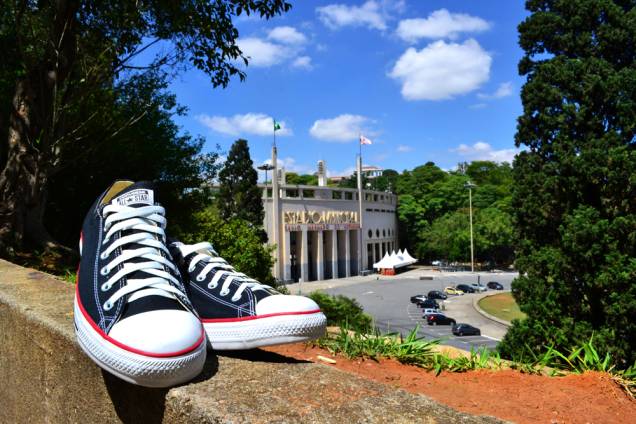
312 270 517 351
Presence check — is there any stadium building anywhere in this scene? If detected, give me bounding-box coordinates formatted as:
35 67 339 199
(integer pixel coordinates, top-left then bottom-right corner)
262 148 398 282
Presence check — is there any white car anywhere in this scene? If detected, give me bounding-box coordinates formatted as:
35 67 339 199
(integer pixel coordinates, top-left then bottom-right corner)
471 283 488 292
422 308 441 316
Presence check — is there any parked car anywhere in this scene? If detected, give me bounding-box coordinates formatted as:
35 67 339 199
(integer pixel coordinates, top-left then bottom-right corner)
427 290 448 300
426 313 456 326
487 281 504 290
422 308 441 317
471 283 488 292
452 323 481 336
444 286 464 295
410 295 427 303
417 298 440 309
456 284 475 294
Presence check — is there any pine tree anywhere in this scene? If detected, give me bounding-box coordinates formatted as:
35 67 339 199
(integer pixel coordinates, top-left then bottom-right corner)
217 139 265 228
499 0 636 368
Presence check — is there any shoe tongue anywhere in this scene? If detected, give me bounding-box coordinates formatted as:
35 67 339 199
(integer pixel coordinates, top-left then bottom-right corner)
111 181 155 207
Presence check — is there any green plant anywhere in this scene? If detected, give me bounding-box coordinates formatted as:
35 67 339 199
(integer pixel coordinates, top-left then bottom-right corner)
307 292 373 332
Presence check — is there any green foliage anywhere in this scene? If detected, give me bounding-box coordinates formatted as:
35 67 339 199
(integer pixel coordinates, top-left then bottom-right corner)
395 161 514 265
217 139 265 229
501 0 636 369
182 208 276 287
307 292 373 332
285 172 318 186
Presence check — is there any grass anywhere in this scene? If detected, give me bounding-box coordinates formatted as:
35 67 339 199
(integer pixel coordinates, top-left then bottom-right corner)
313 326 635 398
478 292 526 322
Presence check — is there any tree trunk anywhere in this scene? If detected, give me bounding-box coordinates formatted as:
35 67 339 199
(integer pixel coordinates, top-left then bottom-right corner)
0 80 58 255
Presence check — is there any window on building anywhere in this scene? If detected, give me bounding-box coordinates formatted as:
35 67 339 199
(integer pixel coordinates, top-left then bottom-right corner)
332 191 342 199
368 229 373 238
376 229 380 238
383 229 386 237
303 189 315 198
345 192 353 200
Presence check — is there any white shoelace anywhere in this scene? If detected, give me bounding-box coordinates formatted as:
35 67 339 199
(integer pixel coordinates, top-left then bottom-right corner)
178 242 272 302
99 204 185 311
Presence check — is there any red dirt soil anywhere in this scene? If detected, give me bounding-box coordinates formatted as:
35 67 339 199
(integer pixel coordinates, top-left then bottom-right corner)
263 343 636 424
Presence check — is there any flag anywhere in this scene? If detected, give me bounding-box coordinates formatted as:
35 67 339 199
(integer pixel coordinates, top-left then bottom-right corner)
359 134 372 145
273 120 281 131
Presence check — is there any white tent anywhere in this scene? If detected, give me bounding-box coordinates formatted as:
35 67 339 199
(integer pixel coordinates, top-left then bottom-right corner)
373 252 393 269
402 249 417 265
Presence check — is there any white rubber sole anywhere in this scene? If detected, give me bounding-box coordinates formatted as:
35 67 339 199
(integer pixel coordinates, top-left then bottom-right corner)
73 296 207 387
204 311 327 350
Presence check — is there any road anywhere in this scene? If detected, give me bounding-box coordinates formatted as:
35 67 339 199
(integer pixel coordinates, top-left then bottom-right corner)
290 269 517 351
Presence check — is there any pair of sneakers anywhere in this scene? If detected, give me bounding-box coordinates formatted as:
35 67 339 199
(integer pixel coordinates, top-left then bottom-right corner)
73 181 326 388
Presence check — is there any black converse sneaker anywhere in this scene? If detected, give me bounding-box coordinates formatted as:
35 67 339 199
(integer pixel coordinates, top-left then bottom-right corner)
74 181 206 387
169 241 327 350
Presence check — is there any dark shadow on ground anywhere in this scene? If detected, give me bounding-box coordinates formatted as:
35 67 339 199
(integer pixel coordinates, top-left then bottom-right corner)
103 350 218 423
217 348 311 364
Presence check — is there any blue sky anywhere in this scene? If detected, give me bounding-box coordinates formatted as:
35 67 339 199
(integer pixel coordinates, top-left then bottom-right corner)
169 1 528 178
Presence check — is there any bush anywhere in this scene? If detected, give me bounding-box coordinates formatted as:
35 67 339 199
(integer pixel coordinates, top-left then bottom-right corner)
308 291 373 332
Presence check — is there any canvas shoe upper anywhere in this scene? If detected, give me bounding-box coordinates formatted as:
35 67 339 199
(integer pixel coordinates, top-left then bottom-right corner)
170 241 327 350
73 180 206 387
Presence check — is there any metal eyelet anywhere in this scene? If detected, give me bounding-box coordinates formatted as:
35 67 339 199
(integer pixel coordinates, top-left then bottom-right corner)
100 252 108 260
187 266 195 273
196 275 205 282
231 296 240 302
101 283 110 292
220 290 229 297
103 301 113 311
100 267 109 276
207 283 217 290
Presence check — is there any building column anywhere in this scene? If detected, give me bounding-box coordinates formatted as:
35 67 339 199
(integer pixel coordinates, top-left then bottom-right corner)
344 229 351 277
283 230 291 281
331 229 338 279
301 228 309 282
316 230 324 281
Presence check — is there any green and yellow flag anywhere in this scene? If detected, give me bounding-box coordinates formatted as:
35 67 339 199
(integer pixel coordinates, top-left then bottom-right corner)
273 120 281 131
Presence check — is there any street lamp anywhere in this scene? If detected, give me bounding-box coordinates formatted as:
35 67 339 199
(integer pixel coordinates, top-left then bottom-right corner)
257 163 275 185
465 181 477 273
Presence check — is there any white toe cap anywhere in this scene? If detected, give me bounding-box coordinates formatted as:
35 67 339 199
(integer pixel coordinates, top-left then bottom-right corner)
108 310 203 355
255 295 321 316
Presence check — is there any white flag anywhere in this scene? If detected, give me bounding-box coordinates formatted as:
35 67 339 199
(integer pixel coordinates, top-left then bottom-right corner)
359 135 372 145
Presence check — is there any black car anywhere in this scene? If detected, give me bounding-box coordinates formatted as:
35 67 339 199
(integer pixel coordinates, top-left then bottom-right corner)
410 295 427 303
456 284 475 294
487 281 504 290
426 313 456 326
427 290 448 300
417 298 440 309
452 323 481 336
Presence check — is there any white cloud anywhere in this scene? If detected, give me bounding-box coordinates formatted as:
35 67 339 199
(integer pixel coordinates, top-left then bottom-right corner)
397 144 413 153
388 39 491 101
237 26 310 69
261 157 314 175
237 37 290 67
196 113 291 137
267 26 307 45
396 9 490 42
291 55 313 70
328 166 356 178
317 1 387 31
478 82 513 99
309 114 371 142
451 141 519 163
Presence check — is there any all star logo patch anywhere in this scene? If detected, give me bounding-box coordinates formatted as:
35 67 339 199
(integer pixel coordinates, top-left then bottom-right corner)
113 189 154 206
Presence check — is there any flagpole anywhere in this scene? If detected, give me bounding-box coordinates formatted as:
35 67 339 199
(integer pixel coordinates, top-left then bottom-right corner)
357 135 364 275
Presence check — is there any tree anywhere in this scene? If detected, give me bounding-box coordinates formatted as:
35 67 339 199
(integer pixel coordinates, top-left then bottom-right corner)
499 0 636 368
183 208 276 286
0 0 291 255
217 139 264 228
285 172 318 186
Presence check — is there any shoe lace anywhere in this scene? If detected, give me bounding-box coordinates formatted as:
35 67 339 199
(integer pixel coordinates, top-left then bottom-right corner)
99 204 185 311
179 242 272 302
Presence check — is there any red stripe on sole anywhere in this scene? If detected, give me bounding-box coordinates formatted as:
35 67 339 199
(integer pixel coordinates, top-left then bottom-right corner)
201 309 323 323
75 273 205 358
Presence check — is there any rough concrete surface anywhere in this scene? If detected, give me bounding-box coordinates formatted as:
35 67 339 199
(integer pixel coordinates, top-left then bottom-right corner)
0 260 506 423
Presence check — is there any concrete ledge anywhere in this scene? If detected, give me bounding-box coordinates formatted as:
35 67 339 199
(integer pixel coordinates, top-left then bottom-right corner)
0 259 505 423
472 292 513 328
